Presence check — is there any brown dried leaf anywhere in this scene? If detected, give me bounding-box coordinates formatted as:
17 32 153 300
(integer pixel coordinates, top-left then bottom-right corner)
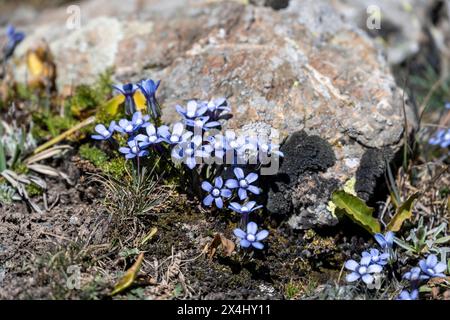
206 233 235 260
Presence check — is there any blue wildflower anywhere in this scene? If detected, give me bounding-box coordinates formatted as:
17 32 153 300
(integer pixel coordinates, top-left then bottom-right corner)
131 111 150 129
135 124 162 148
344 256 383 285
137 79 161 118
361 248 389 266
419 254 447 278
429 128 450 148
201 176 232 209
171 135 205 169
119 139 149 159
3 25 25 60
91 121 116 140
396 289 418 300
158 122 192 145
176 100 207 120
257 139 284 158
228 201 263 215
185 116 221 132
225 167 260 200
374 231 395 250
403 267 429 281
115 118 137 135
445 102 450 109
206 97 231 120
233 221 269 250
112 83 138 115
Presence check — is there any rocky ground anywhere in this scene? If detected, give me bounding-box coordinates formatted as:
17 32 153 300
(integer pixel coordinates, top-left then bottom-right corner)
0 0 449 300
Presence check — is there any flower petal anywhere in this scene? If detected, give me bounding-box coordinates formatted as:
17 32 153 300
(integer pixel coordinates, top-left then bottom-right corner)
245 172 258 183
215 197 223 209
238 188 248 200
345 272 360 282
240 239 251 248
225 179 239 189
220 189 232 198
234 167 245 179
252 242 264 250
367 264 383 273
247 185 260 195
344 260 359 271
433 262 447 274
201 181 213 192
247 222 258 235
173 122 184 136
360 256 371 266
426 255 438 268
214 176 223 188
361 274 374 285
256 230 269 241
233 228 246 239
203 194 214 206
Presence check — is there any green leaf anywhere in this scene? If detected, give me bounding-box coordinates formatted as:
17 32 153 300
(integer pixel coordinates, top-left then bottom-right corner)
331 190 381 234
386 193 419 232
111 252 144 296
0 141 6 172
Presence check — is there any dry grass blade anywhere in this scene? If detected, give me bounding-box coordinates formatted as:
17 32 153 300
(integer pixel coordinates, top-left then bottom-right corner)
24 145 71 165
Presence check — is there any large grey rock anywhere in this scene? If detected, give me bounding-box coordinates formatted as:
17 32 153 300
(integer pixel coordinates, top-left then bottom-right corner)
5 0 417 228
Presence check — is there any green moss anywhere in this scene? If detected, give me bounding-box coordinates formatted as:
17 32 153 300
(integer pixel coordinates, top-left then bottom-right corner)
32 112 77 139
285 281 302 299
79 144 127 179
79 144 108 167
25 183 44 197
100 156 127 179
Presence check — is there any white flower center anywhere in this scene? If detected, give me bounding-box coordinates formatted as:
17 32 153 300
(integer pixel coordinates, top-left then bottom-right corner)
195 120 203 127
126 124 133 132
149 135 157 142
170 135 179 143
212 188 220 197
136 119 143 125
131 146 138 153
372 256 379 262
246 234 256 242
185 148 194 156
358 266 367 274
241 207 249 213
102 131 110 137
427 268 434 274
239 179 248 188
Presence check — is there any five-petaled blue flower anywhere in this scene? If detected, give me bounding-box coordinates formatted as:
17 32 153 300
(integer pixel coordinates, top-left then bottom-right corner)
135 124 162 148
225 167 260 200
91 121 116 140
344 256 383 285
130 111 150 130
396 289 418 300
233 221 269 250
374 231 395 250
158 122 192 145
419 254 447 278
228 201 262 215
201 176 232 209
176 100 207 120
3 25 25 60
361 248 389 266
257 139 284 159
112 83 138 115
137 79 161 119
403 267 429 282
171 135 205 169
119 139 149 159
115 118 137 135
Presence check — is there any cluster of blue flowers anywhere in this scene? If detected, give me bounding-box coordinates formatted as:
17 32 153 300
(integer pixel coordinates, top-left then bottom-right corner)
344 232 393 285
344 231 448 300
93 80 284 251
398 254 447 300
2 25 25 62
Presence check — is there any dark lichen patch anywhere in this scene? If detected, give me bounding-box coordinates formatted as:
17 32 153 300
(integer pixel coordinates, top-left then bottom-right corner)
355 147 394 202
265 130 336 219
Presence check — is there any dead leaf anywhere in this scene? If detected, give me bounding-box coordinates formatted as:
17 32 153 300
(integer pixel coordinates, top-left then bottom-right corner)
206 233 235 260
111 252 144 296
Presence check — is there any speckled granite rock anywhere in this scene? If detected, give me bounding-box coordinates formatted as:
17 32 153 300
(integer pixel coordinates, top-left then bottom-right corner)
4 0 417 228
